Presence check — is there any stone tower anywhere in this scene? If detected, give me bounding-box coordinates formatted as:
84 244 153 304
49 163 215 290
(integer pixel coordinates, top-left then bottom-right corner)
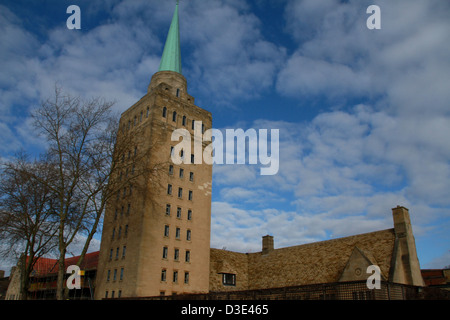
95 2 212 299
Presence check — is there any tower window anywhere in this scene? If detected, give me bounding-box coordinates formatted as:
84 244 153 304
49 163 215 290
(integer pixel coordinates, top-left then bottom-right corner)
146 107 150 118
186 229 191 241
164 225 169 237
162 107 167 118
172 111 177 122
182 116 186 126
191 120 195 130
176 88 180 97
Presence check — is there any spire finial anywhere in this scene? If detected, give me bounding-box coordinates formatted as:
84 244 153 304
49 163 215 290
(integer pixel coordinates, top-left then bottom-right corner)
158 2 182 74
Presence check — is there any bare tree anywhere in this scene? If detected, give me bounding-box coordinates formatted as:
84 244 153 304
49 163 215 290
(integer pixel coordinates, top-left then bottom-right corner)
0 154 59 299
29 85 167 299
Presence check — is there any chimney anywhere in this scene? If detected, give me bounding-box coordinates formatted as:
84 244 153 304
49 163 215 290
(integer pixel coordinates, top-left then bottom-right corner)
262 235 274 255
391 206 425 286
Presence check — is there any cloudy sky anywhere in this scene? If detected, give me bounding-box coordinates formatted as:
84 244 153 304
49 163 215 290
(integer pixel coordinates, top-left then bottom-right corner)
1 0 449 273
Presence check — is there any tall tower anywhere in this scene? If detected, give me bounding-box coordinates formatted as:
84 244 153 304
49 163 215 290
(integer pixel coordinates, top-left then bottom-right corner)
95 2 212 299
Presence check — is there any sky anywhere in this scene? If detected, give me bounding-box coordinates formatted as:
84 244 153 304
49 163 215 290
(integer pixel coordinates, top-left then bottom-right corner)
1 0 450 274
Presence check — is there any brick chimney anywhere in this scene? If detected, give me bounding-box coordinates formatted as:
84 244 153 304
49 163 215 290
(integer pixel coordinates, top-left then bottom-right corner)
262 235 274 255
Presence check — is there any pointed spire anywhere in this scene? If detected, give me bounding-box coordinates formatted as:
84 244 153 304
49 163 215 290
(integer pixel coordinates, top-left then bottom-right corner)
158 2 182 74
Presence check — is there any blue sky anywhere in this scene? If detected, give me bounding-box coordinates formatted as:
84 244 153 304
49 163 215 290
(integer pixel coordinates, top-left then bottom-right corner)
1 0 449 273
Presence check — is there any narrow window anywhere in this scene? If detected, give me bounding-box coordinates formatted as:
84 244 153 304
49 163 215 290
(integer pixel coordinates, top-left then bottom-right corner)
176 207 182 219
118 226 122 238
125 225 128 237
184 272 189 284
185 250 190 262
178 187 183 198
164 225 169 237
113 269 117 281
146 107 150 118
189 172 194 182
191 119 195 130
122 246 126 258
162 107 167 118
120 268 124 281
172 111 177 122
179 168 184 178
169 165 174 175
167 184 172 195
140 111 143 122
191 154 194 164
118 290 122 298
173 271 178 283
107 270 111 281
176 227 181 239
187 210 192 221
161 269 167 282
115 247 119 260
127 204 130 215
176 88 180 97
186 229 191 241
188 190 193 201
162 246 168 259
182 115 186 126
112 228 115 240
109 249 113 261
166 204 171 216
174 248 179 261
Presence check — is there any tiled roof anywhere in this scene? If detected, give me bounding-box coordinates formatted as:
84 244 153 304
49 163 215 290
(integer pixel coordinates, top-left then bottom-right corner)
29 251 99 276
247 229 396 289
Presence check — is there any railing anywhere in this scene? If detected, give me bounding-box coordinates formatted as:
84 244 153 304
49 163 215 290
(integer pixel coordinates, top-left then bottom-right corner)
133 281 448 300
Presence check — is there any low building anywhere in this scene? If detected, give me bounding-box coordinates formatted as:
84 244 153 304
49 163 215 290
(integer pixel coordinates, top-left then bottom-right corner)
209 206 424 295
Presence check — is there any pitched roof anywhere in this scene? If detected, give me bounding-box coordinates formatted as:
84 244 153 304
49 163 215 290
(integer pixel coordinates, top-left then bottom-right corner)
29 251 100 276
246 229 396 289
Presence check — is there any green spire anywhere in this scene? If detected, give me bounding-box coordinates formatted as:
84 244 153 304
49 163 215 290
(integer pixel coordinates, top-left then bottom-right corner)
158 2 182 74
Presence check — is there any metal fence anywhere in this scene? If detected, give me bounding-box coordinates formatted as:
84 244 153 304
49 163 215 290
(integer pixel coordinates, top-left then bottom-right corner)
138 281 448 300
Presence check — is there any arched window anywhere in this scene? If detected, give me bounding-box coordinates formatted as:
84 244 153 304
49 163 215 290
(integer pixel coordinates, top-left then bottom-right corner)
162 107 167 118
172 111 177 122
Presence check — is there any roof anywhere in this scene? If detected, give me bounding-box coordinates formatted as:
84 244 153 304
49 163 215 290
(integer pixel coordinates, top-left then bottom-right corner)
158 2 182 74
28 251 99 276
247 229 396 289
211 228 397 290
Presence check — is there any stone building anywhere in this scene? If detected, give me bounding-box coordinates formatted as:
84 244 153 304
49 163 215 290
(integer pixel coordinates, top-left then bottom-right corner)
209 206 424 293
94 2 212 299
